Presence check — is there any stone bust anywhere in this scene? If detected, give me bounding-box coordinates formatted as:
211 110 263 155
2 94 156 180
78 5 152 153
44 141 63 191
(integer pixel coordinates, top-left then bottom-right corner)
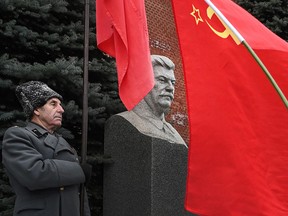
103 55 193 216
118 54 187 146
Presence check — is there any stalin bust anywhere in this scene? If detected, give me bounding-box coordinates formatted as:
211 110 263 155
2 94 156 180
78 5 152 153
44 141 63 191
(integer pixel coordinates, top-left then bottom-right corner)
103 55 194 216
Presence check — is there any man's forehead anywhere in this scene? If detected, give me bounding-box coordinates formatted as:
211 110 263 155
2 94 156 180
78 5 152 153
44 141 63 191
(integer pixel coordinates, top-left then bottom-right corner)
154 71 175 80
154 66 175 79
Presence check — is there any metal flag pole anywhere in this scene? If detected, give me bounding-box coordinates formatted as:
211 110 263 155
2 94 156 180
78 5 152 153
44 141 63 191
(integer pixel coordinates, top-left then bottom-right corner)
80 0 90 215
205 0 288 108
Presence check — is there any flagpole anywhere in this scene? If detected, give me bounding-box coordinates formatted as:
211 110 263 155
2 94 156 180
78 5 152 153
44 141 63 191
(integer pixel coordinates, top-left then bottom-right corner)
80 0 89 214
241 40 288 108
205 0 288 108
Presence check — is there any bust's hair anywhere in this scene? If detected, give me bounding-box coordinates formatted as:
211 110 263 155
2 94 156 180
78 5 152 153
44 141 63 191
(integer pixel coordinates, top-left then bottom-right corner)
151 55 175 70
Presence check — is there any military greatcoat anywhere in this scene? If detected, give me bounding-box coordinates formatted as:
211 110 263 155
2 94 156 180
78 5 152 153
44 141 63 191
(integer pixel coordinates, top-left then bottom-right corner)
2 122 90 216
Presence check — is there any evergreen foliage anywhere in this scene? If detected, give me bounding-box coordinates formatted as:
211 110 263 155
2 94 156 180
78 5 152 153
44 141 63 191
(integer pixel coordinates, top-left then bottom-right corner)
0 0 125 215
234 0 288 41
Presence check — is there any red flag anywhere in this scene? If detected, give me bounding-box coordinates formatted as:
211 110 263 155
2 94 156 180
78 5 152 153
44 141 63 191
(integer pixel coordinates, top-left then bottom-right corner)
96 0 154 110
172 0 288 215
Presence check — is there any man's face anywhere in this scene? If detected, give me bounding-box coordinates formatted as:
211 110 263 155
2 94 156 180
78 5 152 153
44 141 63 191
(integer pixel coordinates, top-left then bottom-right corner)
33 98 64 132
145 65 175 114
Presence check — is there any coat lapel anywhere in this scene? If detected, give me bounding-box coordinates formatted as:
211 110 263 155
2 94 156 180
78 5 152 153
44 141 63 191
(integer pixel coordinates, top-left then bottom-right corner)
25 122 74 154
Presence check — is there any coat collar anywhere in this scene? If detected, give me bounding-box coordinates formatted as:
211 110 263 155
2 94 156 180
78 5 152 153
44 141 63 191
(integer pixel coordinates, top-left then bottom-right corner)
26 122 49 138
25 122 73 153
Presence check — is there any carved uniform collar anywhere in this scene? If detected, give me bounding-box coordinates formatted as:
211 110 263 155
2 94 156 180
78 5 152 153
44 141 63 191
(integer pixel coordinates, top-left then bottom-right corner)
133 110 174 133
121 110 187 146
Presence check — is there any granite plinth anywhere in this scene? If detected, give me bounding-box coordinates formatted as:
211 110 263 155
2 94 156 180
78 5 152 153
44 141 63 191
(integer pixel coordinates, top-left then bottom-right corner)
103 115 195 216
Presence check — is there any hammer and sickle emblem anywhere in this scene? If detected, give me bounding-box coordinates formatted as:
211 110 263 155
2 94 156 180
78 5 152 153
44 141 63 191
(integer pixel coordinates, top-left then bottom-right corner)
205 6 241 45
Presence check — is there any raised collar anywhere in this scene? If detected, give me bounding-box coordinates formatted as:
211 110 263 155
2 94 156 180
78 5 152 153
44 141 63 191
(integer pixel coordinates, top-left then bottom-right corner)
26 122 50 138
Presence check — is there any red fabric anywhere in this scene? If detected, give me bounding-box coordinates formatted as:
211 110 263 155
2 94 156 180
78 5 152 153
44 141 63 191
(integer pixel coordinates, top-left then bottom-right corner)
96 0 154 110
172 0 288 215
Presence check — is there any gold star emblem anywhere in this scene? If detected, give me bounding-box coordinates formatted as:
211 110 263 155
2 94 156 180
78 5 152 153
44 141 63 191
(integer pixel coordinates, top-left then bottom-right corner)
190 5 203 25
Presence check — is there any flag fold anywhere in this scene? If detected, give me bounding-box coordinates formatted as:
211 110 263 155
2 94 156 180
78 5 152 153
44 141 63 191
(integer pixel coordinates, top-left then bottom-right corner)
96 0 154 110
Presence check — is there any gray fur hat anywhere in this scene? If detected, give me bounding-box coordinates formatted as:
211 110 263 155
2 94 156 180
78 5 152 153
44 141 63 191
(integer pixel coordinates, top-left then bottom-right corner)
15 81 63 119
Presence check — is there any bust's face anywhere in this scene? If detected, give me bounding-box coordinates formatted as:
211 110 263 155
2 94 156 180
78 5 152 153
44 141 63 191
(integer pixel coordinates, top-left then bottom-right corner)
144 65 175 115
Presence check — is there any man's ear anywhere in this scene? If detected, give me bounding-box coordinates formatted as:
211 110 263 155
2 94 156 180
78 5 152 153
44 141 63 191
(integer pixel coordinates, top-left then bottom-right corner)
33 108 40 116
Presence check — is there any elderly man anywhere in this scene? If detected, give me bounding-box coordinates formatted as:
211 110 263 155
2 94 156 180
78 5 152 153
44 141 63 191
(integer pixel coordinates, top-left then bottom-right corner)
104 55 193 216
2 81 91 216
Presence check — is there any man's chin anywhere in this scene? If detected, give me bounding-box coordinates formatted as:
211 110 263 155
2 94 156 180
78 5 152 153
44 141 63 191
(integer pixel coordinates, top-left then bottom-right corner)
160 103 171 114
52 122 62 130
160 101 172 108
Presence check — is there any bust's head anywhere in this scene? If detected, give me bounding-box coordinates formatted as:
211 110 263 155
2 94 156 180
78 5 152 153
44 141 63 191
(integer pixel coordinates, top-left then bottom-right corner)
144 55 176 116
119 55 186 145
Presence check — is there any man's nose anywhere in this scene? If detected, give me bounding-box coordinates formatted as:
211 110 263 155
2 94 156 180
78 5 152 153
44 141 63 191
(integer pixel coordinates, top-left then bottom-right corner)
58 105 65 113
166 80 175 91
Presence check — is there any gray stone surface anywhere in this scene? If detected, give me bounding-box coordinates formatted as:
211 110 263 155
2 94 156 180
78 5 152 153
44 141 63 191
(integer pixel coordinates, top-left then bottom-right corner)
103 115 195 216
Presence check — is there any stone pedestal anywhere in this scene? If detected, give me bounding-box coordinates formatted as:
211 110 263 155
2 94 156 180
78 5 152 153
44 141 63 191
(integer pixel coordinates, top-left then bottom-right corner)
103 115 195 216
